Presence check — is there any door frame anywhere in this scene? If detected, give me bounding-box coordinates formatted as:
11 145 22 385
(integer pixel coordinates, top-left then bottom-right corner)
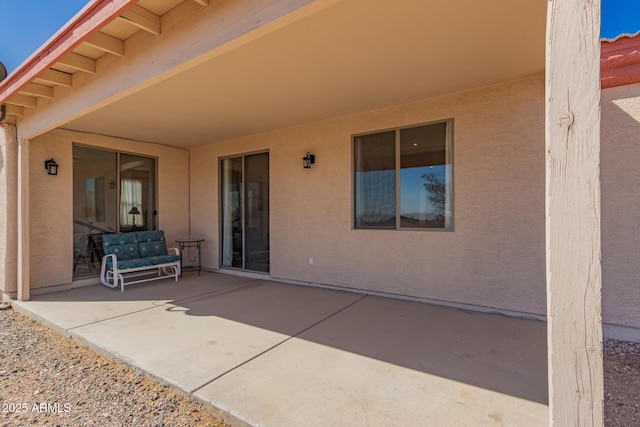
218 150 270 273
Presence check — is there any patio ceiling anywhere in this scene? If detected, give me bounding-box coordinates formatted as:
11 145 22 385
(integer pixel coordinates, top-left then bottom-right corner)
4 0 546 147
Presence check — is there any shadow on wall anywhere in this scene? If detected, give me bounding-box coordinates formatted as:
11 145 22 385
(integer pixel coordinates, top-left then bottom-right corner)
601 85 640 330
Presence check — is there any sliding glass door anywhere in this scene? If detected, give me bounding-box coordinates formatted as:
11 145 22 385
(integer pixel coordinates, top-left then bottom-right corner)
221 152 269 273
72 145 156 278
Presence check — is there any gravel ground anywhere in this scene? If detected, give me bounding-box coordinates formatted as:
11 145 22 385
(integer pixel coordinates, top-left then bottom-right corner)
0 307 231 427
605 338 640 426
1 306 639 426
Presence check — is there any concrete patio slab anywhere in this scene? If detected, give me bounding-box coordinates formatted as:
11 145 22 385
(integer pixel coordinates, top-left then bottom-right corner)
14 273 250 331
13 272 549 426
15 275 362 392
195 295 548 427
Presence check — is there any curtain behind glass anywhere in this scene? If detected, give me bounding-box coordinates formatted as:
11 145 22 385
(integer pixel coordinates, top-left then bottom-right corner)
120 179 142 226
119 154 155 231
221 159 234 266
354 131 396 228
221 158 243 268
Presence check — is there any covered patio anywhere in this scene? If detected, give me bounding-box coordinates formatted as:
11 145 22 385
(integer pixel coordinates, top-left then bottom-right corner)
12 273 548 426
0 0 606 424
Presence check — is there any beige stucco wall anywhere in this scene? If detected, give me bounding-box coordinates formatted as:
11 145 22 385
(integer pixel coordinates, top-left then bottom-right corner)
0 124 18 296
14 76 639 328
601 83 640 329
29 129 189 289
190 75 548 316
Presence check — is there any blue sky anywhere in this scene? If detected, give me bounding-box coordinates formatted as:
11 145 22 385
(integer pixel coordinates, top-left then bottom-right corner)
0 1 639 76
0 0 90 75
602 0 640 38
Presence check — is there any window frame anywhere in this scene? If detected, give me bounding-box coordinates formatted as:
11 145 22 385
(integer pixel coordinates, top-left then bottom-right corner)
352 119 454 231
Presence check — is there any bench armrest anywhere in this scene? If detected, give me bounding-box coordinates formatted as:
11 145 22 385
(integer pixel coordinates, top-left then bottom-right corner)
101 253 118 274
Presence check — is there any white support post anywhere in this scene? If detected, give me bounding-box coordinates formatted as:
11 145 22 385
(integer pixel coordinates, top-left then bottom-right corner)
17 136 30 301
546 0 603 426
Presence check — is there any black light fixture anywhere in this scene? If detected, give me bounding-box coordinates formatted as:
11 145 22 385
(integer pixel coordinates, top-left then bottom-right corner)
302 152 316 169
44 158 59 176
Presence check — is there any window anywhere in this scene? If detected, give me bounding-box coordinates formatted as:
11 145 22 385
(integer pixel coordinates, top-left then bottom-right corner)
72 146 156 278
354 120 452 230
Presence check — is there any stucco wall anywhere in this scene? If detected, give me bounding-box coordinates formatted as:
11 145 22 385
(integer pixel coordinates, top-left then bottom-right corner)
190 75 548 316
601 83 640 329
29 129 189 289
0 124 17 295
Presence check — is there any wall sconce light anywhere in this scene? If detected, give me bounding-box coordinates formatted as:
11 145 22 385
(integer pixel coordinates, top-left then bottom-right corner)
44 158 59 176
302 152 316 169
129 206 140 229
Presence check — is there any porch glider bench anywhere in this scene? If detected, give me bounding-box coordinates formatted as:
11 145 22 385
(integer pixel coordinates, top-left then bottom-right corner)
100 231 181 292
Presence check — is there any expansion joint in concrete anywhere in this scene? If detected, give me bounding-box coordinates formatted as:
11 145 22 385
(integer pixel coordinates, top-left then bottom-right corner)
190 294 368 393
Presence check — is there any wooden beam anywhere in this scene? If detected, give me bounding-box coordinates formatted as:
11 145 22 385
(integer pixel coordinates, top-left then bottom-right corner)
83 31 124 57
34 69 72 87
17 83 54 99
5 94 37 109
56 52 96 73
191 0 209 6
17 137 29 301
546 0 603 426
0 0 139 105
118 4 161 36
4 105 25 117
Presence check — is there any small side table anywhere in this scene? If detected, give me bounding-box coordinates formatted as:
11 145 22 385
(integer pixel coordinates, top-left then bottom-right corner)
175 238 204 276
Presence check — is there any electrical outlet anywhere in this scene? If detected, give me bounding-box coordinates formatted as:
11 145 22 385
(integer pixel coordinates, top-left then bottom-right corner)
309 257 314 265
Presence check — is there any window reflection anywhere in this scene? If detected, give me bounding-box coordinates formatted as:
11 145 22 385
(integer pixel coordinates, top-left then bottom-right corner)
73 147 117 278
400 122 450 228
354 121 452 230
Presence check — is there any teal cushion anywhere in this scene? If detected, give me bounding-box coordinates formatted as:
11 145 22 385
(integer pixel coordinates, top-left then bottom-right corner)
102 232 137 247
105 242 140 260
147 254 181 265
138 241 168 257
136 231 165 243
116 258 153 269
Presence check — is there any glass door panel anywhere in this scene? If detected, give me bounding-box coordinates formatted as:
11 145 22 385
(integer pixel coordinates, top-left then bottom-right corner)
221 153 269 273
120 154 156 232
73 146 157 279
244 153 269 273
221 157 243 268
72 147 117 278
